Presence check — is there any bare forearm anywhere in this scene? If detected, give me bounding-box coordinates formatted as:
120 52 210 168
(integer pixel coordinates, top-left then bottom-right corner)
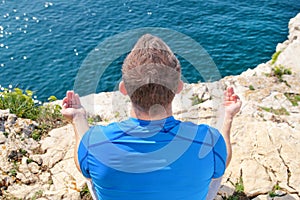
72 114 89 172
221 115 233 167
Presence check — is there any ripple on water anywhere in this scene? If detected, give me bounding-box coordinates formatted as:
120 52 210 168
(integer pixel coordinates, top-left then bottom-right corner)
0 0 299 100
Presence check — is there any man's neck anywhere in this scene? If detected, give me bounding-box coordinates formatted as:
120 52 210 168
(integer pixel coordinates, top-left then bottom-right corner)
130 104 173 120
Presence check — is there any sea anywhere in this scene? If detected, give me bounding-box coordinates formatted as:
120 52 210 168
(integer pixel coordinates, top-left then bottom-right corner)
0 0 299 101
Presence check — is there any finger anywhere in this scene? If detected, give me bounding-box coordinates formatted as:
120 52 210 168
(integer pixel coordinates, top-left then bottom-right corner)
75 93 81 105
224 90 230 100
62 97 68 108
67 91 73 105
232 94 238 102
227 87 234 96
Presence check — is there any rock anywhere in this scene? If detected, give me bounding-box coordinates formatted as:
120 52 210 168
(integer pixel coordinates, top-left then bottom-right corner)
288 13 300 43
40 125 75 168
6 184 41 199
38 172 51 184
0 109 10 116
274 190 286 197
218 182 235 198
241 159 273 197
50 158 86 196
252 194 269 200
28 162 40 174
62 191 81 200
0 133 6 144
30 154 43 166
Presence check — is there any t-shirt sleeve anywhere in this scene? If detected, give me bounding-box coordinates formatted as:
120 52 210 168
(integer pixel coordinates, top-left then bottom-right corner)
209 127 227 178
77 127 94 179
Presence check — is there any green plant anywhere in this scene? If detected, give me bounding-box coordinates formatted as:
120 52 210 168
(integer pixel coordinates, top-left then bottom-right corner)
235 177 244 193
0 86 68 140
249 85 255 91
88 115 102 125
31 190 43 200
26 158 34 164
269 190 276 198
19 148 27 156
33 103 67 140
271 51 281 65
3 132 9 138
271 65 292 83
47 177 53 185
284 93 300 106
259 106 289 115
80 183 93 200
9 168 17 176
224 177 249 200
114 111 120 118
269 184 281 197
47 95 57 102
31 130 41 141
274 184 281 190
0 88 40 120
190 95 205 106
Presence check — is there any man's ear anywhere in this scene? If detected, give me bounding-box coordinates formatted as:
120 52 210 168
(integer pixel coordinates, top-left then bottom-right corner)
119 81 128 95
176 80 184 94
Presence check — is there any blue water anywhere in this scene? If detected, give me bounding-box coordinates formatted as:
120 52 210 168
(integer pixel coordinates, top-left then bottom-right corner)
0 0 299 101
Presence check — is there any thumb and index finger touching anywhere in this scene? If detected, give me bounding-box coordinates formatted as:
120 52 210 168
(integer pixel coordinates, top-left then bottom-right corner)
224 87 241 102
62 90 82 109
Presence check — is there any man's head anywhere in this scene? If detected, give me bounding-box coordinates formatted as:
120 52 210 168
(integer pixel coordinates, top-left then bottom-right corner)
120 34 183 113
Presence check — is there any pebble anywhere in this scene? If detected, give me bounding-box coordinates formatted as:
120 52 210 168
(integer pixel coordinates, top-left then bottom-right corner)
0 134 6 144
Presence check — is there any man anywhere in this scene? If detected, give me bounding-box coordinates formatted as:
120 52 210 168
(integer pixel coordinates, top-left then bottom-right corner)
62 34 242 200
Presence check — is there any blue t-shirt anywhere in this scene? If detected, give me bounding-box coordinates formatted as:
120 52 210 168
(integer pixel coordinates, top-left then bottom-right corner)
78 116 227 200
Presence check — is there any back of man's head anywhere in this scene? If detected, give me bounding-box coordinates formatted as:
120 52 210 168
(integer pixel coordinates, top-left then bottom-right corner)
122 34 181 112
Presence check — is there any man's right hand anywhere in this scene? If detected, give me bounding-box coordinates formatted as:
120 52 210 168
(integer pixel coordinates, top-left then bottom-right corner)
61 90 86 123
223 87 242 119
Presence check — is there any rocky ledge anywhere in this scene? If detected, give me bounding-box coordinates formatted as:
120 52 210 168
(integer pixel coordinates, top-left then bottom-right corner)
0 13 300 200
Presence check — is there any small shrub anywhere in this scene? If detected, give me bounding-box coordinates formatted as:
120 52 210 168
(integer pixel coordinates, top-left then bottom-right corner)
224 177 249 200
33 103 67 140
47 95 57 102
31 190 43 200
284 93 300 106
31 130 41 141
271 65 292 83
269 191 276 198
269 184 281 197
87 115 102 125
235 177 244 193
80 183 93 200
0 86 67 140
9 168 17 176
190 95 205 106
3 132 9 138
249 85 255 91
18 148 27 156
259 106 290 115
47 177 53 185
271 51 281 65
274 184 281 190
0 87 40 120
26 158 34 164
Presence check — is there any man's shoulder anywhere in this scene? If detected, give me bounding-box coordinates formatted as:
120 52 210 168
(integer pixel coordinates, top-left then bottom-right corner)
177 121 223 143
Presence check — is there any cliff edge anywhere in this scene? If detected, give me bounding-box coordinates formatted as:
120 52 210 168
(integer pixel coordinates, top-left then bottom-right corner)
0 13 300 200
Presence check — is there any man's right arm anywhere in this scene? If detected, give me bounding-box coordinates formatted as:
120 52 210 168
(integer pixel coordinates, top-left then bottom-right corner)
222 87 242 167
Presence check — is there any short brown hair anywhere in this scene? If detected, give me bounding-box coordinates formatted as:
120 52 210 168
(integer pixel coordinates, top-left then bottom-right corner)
122 34 181 112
